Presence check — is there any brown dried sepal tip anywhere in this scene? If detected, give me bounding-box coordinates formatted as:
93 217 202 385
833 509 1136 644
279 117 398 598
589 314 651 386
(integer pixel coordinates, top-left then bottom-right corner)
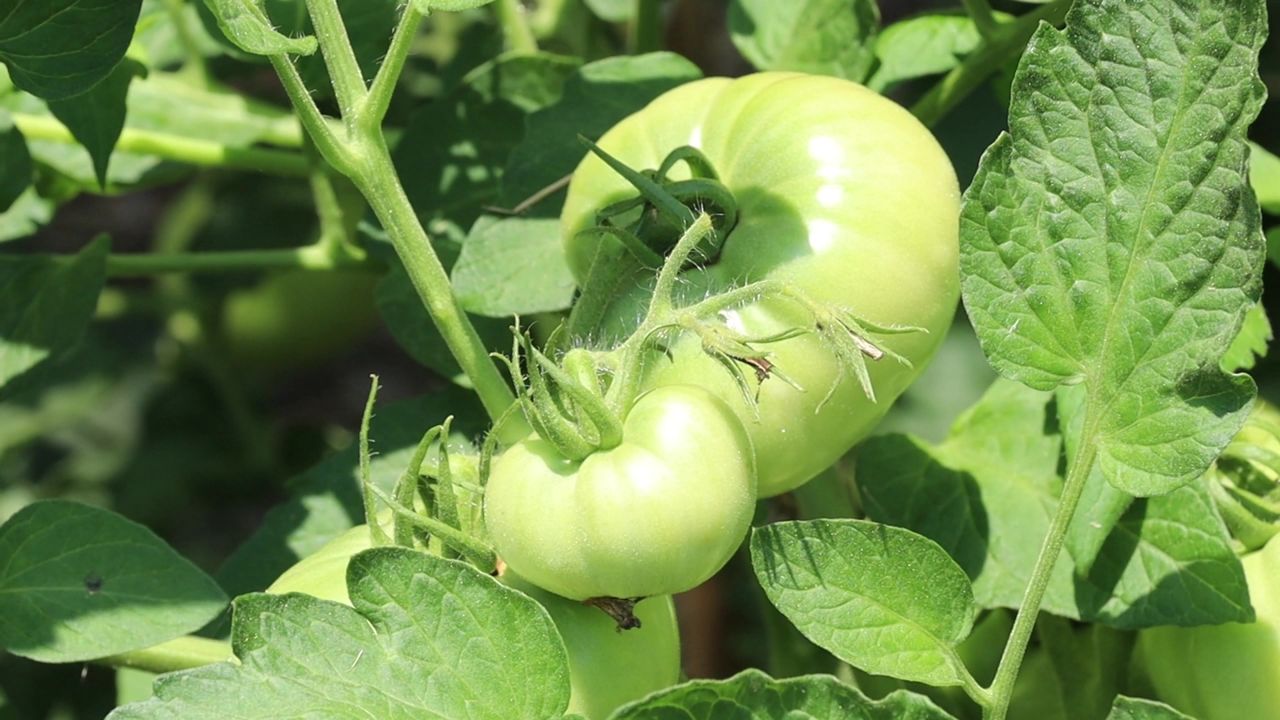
584 596 643 631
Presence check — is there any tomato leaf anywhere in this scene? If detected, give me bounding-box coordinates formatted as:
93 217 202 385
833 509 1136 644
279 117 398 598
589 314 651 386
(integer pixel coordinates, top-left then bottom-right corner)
111 548 571 719
0 110 30 212
200 0 317 56
960 0 1266 496
452 215 576 316
1006 617 1135 720
0 501 228 663
0 0 143 101
1220 302 1271 373
869 12 986 91
0 237 107 389
1107 697 1195 720
611 669 954 719
728 0 879 82
46 59 142 189
859 379 1254 628
751 520 977 687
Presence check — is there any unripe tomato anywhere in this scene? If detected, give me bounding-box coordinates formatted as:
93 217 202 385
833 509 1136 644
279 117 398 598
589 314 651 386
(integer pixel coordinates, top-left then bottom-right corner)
1138 532 1280 718
561 72 960 497
266 525 681 719
484 384 756 600
221 269 379 376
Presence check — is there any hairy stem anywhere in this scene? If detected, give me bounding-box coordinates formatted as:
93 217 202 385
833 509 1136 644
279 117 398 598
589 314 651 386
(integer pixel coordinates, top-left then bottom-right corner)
983 408 1100 719
303 0 369 122
11 113 309 177
911 0 1069 128
98 635 233 674
362 6 425 130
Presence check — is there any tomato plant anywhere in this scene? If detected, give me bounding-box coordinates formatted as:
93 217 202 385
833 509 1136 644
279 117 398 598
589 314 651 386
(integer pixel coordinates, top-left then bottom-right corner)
561 72 961 497
0 1 1273 719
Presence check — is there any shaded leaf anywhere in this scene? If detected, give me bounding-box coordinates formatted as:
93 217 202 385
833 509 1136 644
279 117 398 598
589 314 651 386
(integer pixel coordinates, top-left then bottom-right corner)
1107 697 1194 720
0 110 29 211
869 12 986 91
0 501 228 663
0 0 143 100
1250 142 1280 215
47 59 142 189
452 215 575 316
728 0 879 81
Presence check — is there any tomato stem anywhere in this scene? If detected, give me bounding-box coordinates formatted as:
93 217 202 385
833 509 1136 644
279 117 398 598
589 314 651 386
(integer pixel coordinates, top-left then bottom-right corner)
983 404 1101 719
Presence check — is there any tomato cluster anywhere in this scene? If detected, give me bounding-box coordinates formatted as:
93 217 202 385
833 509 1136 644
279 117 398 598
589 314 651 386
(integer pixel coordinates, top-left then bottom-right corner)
485 72 960 604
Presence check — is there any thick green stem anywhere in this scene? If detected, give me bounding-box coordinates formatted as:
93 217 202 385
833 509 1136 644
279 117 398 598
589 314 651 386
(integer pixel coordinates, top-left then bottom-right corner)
910 0 1069 128
98 635 233 674
361 6 424 130
268 55 355 175
631 0 663 53
496 0 539 53
303 0 369 122
983 411 1100 720
11 113 309 177
354 140 518 427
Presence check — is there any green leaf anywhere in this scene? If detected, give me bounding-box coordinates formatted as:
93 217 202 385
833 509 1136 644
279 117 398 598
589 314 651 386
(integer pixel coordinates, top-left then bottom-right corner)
0 187 54 243
452 215 575 316
0 237 107 389
0 500 228 663
46 59 142 189
1107 697 1195 720
611 669 954 719
869 12 985 91
0 110 30 211
728 0 879 81
0 0 143 101
200 0 317 56
214 388 486 598
751 520 976 686
1220 301 1271 372
960 0 1266 496
112 548 571 719
1249 142 1280 215
858 379 1072 613
499 52 702 215
859 379 1255 628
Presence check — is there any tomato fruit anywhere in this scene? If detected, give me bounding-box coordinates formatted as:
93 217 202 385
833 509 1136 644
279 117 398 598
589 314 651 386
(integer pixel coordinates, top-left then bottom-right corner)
1137 532 1280 719
484 384 756 600
561 72 961 497
221 269 380 376
266 526 681 719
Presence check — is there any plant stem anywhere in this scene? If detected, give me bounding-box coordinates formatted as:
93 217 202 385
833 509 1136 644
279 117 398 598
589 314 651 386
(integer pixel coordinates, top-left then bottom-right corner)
303 0 369 122
910 0 1069 128
162 0 210 87
11 113 310 177
961 0 1000 40
269 55 356 175
103 244 368 276
631 0 663 53
496 0 539 53
983 412 1099 720
362 6 424 130
98 635 233 674
353 139 518 426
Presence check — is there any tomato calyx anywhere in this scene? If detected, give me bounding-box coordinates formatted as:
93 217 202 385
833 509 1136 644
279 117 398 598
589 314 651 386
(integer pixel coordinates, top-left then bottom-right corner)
583 596 644 631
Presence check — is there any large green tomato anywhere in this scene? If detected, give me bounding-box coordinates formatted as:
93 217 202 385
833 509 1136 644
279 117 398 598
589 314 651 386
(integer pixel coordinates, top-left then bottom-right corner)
266 526 681 720
484 384 756 600
1138 532 1280 718
561 72 960 497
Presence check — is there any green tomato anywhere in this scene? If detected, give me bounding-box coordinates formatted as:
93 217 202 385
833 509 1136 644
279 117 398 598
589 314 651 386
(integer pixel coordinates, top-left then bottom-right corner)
266 526 681 719
484 384 756 600
222 269 379 376
561 72 961 497
1138 532 1280 719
